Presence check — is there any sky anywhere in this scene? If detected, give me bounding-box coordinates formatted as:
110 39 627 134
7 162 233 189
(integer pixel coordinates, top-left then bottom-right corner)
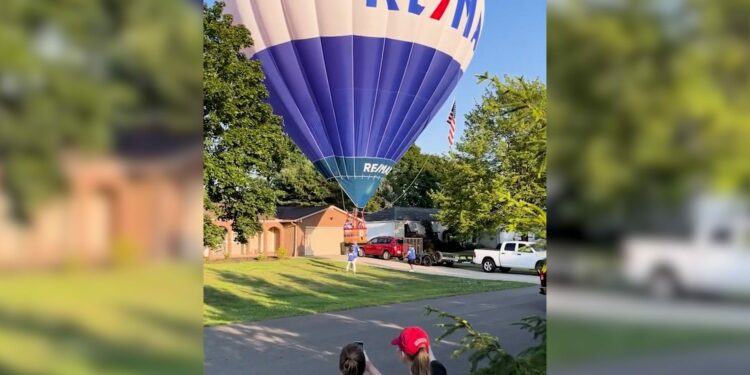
416 0 547 155
205 0 547 155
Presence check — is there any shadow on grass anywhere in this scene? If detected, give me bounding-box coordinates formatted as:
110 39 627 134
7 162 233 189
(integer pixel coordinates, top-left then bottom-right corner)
124 305 200 344
0 308 201 374
307 259 344 272
204 258 529 326
206 264 397 325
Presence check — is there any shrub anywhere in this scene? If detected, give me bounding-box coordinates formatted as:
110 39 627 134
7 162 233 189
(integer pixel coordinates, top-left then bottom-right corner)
276 247 287 259
112 237 139 266
425 306 546 374
257 252 267 261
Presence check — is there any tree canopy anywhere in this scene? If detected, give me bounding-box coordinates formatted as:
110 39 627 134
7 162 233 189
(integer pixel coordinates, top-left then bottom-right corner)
548 0 750 239
365 145 449 212
433 75 547 240
203 2 290 247
1 0 201 219
272 144 342 208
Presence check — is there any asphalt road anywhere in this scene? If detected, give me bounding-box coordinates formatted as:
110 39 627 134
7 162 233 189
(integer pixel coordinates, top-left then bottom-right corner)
324 254 540 284
204 286 545 374
549 287 750 332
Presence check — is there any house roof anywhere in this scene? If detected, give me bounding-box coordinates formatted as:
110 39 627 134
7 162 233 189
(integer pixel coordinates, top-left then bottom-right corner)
275 206 330 221
364 207 439 222
273 205 354 221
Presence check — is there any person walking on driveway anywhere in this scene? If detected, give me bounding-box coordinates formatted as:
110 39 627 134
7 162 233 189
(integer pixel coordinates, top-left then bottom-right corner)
406 244 417 272
346 244 359 274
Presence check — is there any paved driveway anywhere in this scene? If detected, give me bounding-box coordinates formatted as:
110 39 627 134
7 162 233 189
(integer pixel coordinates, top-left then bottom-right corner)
323 254 540 284
205 287 545 374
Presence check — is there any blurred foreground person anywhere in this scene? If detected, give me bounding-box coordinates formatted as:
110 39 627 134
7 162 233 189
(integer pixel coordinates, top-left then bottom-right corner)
339 342 383 375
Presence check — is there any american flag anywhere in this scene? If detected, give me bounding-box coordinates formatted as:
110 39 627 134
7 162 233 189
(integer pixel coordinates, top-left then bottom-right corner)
447 101 457 146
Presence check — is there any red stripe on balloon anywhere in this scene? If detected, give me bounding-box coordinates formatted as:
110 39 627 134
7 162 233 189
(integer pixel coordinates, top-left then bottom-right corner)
431 0 450 20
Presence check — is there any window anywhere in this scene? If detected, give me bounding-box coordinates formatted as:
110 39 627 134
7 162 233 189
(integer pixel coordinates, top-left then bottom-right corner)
397 239 404 244
518 244 534 253
502 243 517 251
368 238 379 244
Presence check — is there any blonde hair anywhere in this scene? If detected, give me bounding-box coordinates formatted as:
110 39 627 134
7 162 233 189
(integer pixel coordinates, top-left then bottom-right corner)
401 347 430 375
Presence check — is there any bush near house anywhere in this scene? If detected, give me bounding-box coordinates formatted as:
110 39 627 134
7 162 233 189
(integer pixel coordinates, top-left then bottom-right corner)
275 247 288 259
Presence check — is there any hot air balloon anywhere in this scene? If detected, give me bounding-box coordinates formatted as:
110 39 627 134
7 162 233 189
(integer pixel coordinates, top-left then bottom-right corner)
225 0 485 209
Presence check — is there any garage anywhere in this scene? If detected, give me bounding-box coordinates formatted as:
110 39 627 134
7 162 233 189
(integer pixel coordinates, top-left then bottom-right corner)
304 227 343 256
210 205 359 260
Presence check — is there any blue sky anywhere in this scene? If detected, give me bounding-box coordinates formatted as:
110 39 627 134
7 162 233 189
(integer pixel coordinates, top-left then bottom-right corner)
205 0 547 155
417 0 547 154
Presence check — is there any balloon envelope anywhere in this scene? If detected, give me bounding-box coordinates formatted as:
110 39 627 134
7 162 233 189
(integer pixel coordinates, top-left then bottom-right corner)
226 0 485 207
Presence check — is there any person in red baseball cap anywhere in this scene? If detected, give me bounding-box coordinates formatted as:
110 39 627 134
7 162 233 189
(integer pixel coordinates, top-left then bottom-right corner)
390 326 447 375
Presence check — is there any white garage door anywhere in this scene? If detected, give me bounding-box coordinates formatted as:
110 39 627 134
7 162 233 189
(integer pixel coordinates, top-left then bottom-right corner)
304 227 343 256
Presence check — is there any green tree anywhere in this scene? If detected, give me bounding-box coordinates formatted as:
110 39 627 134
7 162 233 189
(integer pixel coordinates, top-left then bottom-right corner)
203 2 289 246
365 145 449 211
432 76 547 239
1 0 201 219
272 145 341 207
548 0 750 238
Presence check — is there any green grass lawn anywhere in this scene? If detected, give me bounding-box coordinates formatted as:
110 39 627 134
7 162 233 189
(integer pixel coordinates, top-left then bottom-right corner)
548 316 750 366
0 264 203 375
204 258 530 326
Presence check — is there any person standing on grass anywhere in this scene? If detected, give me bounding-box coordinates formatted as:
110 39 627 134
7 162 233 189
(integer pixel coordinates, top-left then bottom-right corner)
406 244 416 272
346 243 359 274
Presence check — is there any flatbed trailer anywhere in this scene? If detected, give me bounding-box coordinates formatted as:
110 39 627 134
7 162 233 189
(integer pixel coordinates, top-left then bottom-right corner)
403 246 474 267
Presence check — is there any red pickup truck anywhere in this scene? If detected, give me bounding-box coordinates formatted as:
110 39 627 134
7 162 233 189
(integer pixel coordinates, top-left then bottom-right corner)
361 236 405 260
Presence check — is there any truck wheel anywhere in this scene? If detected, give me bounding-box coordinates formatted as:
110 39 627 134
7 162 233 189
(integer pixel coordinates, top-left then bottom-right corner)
482 258 496 273
422 256 433 267
414 257 422 265
649 270 679 300
382 251 391 260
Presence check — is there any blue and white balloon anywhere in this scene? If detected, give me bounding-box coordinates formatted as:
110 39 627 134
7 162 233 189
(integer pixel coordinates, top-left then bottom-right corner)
226 0 485 207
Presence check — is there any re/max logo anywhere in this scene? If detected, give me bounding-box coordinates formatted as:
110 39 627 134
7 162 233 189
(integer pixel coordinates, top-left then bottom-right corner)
363 163 393 175
366 0 482 48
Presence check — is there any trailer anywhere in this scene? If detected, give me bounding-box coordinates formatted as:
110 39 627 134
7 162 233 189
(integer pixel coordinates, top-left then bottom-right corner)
402 243 474 267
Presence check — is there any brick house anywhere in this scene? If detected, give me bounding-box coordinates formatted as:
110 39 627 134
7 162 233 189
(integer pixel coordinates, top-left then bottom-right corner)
207 205 363 260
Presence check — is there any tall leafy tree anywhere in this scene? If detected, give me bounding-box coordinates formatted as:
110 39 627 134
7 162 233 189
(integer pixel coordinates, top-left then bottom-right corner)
365 145 449 211
272 145 341 207
548 0 750 239
1 0 201 219
203 2 289 247
433 75 547 239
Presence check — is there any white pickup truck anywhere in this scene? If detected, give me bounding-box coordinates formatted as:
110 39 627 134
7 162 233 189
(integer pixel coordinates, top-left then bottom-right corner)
473 241 547 273
622 195 750 298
